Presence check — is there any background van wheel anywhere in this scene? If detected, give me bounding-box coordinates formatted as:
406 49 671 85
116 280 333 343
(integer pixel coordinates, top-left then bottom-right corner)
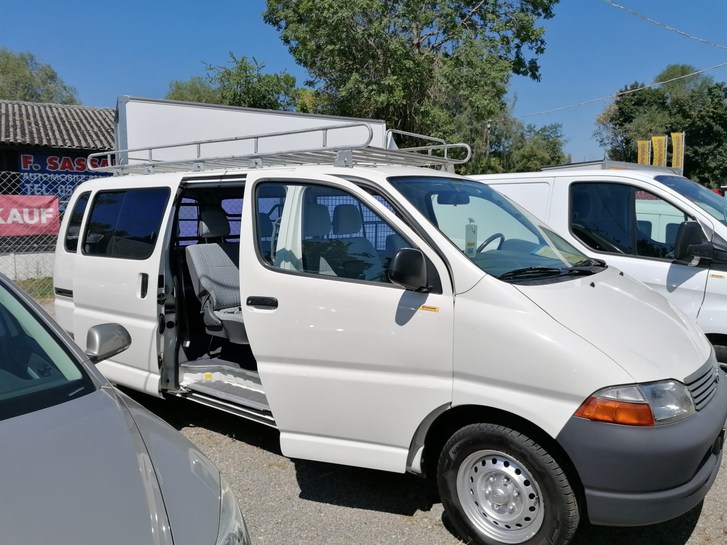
712 344 727 371
437 423 579 545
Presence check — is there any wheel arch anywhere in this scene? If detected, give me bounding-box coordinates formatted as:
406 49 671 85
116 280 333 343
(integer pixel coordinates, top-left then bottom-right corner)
412 404 585 513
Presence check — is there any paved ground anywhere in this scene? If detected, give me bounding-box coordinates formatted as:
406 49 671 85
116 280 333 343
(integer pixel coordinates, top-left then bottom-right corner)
126 391 727 545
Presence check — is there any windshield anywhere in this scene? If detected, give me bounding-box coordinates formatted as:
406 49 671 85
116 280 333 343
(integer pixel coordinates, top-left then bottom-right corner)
658 175 727 226
389 176 601 282
0 282 95 421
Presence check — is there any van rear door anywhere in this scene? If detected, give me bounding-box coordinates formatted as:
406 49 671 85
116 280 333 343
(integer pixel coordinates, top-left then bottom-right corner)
69 180 176 395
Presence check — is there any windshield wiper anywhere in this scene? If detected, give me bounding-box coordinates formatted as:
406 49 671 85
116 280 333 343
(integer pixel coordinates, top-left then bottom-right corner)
572 257 606 268
498 267 563 281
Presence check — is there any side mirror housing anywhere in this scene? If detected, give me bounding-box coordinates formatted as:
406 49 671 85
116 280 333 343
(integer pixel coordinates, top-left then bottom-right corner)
388 248 429 292
673 221 711 265
85 323 131 364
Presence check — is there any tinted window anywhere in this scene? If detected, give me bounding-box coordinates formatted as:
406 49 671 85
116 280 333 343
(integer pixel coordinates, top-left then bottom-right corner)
64 192 90 252
83 188 170 259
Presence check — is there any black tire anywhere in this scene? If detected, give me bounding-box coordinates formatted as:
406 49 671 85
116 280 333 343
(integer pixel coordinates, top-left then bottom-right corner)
437 423 579 545
713 344 727 372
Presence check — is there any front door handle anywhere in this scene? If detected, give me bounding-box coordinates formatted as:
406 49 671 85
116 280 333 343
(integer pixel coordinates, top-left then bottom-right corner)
246 296 278 309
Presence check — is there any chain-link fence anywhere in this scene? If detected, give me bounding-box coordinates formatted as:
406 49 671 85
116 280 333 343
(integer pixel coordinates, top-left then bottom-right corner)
0 170 85 301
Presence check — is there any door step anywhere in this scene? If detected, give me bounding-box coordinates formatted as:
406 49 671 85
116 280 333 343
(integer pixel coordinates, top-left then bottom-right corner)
179 389 276 428
185 379 271 412
180 361 263 392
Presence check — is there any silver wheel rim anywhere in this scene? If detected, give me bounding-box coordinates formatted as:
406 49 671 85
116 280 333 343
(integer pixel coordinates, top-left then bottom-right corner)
456 449 544 544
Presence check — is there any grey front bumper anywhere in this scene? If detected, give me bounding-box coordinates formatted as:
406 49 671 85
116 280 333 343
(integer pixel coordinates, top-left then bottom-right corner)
556 370 727 526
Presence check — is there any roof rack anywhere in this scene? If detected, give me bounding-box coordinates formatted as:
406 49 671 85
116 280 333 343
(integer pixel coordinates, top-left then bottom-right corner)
542 160 681 175
88 123 472 175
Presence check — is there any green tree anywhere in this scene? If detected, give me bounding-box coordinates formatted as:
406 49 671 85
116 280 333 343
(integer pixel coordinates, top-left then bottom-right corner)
486 114 568 173
166 54 298 111
166 75 221 104
595 65 727 185
264 0 559 172
0 48 78 104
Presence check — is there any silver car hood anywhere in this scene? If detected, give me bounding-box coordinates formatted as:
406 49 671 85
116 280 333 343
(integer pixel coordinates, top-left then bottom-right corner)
0 387 221 545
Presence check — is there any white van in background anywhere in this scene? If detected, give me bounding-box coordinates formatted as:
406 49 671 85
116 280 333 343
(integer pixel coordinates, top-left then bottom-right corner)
54 133 726 545
473 162 727 366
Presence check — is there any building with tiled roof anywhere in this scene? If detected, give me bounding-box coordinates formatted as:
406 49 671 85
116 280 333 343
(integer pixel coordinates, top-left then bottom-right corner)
0 100 114 171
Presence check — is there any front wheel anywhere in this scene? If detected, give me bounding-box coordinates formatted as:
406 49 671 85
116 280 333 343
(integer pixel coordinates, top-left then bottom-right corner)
437 423 579 545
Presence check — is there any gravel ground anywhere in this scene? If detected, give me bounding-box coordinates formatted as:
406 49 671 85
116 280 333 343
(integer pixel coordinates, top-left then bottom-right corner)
126 391 727 545
36 301 727 544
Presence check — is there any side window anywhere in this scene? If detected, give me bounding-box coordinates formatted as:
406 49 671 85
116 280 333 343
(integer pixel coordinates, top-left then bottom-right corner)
83 187 170 259
255 182 407 283
569 182 687 258
64 192 90 252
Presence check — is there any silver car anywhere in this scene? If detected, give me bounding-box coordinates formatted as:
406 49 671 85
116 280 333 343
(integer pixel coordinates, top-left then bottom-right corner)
0 274 251 545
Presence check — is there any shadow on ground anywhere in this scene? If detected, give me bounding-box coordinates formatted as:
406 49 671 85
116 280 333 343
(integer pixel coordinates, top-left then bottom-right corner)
126 388 703 545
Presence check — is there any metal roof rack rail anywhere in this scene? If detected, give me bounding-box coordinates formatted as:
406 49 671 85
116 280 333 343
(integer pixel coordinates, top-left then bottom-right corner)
88 123 472 175
542 160 681 175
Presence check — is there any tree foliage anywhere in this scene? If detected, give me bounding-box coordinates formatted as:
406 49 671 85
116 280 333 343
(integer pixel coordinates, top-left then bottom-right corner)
167 75 222 104
166 54 298 111
595 65 727 185
486 115 569 172
264 0 559 172
0 48 78 104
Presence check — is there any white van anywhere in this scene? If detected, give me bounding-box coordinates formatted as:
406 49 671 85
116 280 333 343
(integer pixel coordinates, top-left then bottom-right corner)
472 162 727 367
54 135 726 545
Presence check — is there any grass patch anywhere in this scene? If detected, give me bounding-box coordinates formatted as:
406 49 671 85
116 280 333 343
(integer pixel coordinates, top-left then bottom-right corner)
16 276 54 301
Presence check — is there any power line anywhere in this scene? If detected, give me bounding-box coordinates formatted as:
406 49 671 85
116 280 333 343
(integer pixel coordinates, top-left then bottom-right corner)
515 1 727 119
517 60 727 119
602 0 727 51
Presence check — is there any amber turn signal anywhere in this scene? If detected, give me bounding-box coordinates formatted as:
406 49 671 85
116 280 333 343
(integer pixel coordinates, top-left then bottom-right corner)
575 396 655 426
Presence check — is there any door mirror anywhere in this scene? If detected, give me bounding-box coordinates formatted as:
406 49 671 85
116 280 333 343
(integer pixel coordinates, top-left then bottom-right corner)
388 248 429 292
85 323 131 364
673 221 711 264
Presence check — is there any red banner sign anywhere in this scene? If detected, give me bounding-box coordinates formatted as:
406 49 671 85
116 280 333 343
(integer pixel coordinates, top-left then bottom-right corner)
0 195 59 236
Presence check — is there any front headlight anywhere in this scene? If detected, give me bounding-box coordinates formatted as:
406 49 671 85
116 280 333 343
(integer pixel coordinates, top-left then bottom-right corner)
575 380 696 426
216 475 251 545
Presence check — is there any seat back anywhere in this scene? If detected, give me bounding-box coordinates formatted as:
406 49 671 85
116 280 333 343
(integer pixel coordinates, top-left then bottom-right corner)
185 207 247 343
301 202 332 274
186 243 241 312
331 204 383 280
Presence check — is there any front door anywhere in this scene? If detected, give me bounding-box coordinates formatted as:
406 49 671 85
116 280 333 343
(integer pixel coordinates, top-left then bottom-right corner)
565 180 710 322
241 173 454 473
71 184 174 395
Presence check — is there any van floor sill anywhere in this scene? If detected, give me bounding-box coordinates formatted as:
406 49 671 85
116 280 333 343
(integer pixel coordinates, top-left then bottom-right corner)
184 380 271 413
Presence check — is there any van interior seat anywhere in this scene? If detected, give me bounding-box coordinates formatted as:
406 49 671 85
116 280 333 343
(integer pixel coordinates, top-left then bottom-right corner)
301 202 334 274
257 212 274 261
331 204 384 281
185 207 247 344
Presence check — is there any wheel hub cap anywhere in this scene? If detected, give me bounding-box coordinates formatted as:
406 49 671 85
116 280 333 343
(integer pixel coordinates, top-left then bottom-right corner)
456 450 544 544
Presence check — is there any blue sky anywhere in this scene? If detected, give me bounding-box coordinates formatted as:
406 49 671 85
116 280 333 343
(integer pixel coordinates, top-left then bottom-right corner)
4 0 727 161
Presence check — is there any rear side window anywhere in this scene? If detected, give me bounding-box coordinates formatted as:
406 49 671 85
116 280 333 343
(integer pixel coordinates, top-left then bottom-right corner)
64 192 90 252
83 188 170 259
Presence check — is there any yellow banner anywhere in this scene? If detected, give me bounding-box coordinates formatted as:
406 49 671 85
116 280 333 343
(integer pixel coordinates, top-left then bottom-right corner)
671 132 685 170
637 140 651 165
652 135 667 167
